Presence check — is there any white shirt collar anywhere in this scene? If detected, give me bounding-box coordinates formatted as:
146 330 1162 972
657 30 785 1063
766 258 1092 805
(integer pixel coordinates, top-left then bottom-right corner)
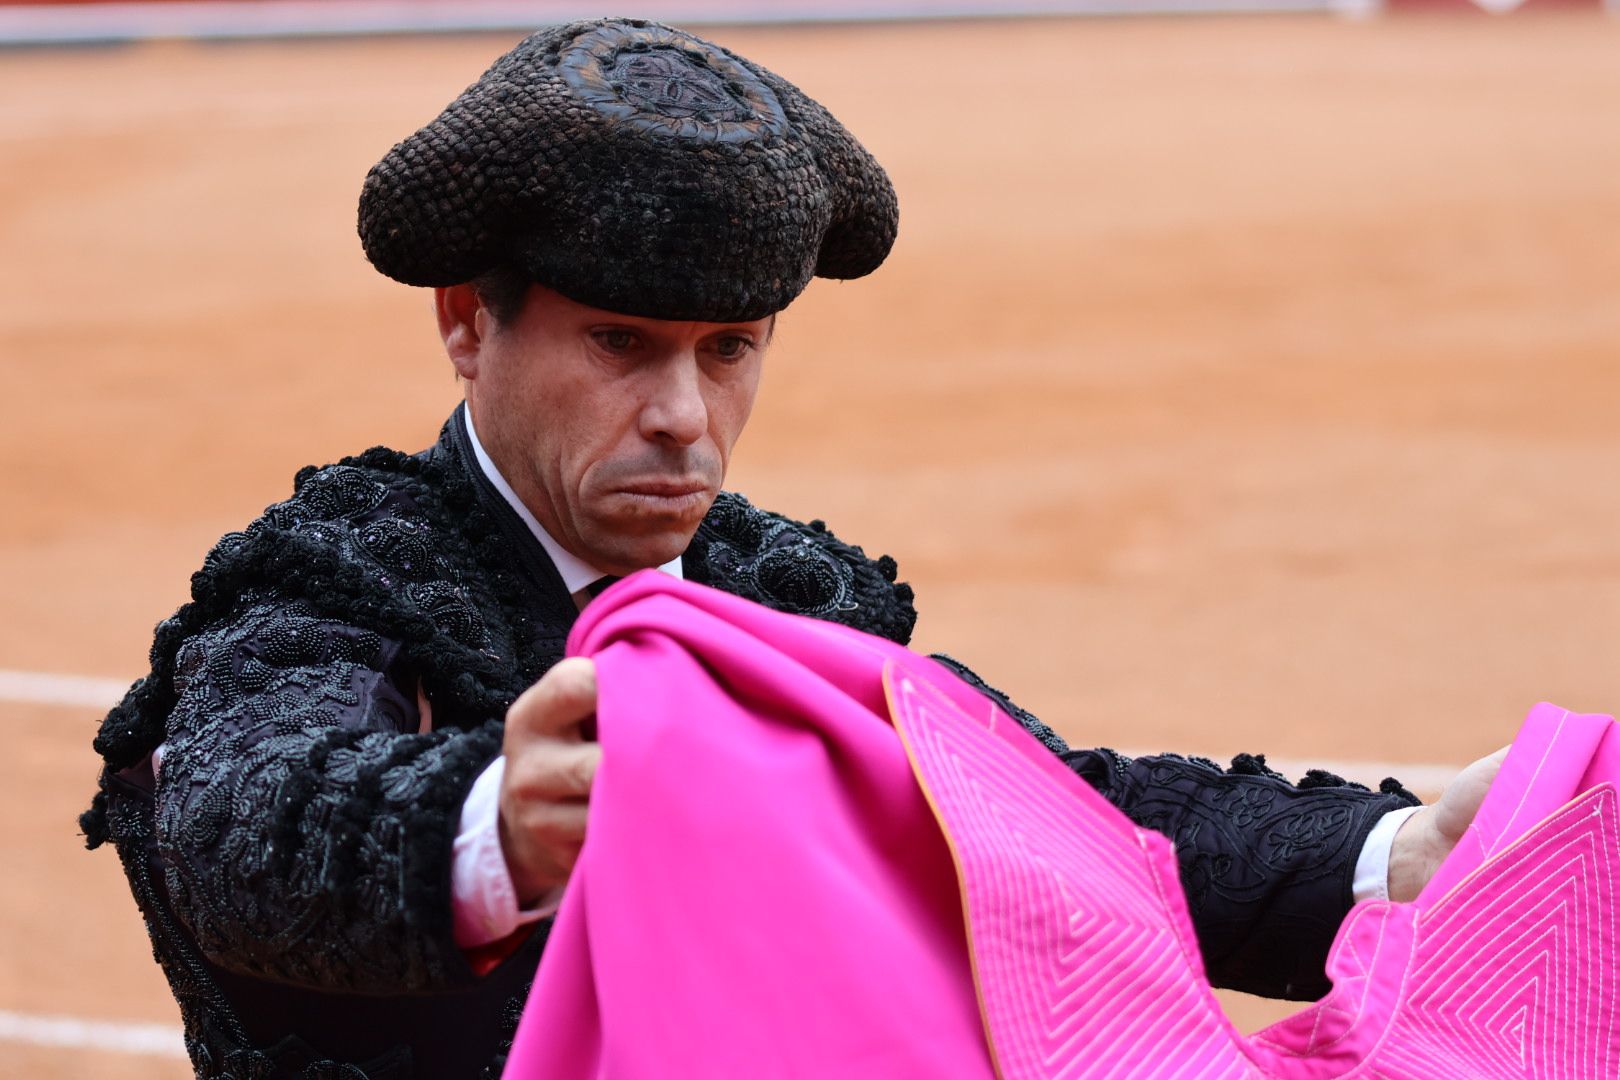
461 403 684 595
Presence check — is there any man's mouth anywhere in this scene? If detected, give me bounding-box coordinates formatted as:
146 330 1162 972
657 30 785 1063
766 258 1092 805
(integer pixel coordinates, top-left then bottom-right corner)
611 480 712 515
618 479 708 497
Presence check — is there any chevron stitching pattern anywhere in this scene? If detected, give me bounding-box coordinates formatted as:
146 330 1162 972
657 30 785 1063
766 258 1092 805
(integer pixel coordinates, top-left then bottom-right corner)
1386 785 1620 1078
890 669 1257 1079
889 663 1620 1080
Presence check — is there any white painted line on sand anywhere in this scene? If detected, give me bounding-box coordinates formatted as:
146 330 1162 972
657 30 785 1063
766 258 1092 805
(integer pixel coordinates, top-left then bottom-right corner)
1114 750 1459 794
0 1009 186 1058
0 669 131 710
0 1 1353 47
1232 755 1458 794
0 667 1464 789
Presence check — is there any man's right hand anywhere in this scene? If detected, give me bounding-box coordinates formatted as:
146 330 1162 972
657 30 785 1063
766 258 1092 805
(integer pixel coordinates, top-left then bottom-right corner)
1387 744 1509 903
498 657 601 907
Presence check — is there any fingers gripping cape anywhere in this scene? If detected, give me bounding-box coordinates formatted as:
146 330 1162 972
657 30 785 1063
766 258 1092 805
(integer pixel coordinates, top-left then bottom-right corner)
507 573 1620 1078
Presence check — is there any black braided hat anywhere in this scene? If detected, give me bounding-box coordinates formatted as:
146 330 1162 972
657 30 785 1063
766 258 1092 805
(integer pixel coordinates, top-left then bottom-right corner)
359 18 898 322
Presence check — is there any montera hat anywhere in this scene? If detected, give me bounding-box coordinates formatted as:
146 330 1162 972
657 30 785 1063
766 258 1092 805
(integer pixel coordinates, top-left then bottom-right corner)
358 18 898 322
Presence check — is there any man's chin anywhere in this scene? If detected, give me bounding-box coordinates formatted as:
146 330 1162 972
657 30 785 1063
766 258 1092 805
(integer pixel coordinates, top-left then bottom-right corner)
583 525 702 577
580 492 715 570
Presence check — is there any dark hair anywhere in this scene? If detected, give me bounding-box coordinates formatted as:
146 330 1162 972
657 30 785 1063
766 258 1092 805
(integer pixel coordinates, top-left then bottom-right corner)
470 265 534 326
471 267 781 342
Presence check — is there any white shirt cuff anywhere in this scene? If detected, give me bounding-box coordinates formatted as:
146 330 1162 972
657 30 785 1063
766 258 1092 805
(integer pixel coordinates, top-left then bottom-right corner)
1351 805 1423 903
451 756 564 949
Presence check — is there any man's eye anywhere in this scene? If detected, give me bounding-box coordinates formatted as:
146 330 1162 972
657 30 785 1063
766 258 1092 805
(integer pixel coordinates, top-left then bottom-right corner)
713 336 752 360
593 329 636 352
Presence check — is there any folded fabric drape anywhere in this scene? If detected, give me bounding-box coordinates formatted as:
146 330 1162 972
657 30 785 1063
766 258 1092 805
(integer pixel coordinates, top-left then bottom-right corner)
505 572 1619 1079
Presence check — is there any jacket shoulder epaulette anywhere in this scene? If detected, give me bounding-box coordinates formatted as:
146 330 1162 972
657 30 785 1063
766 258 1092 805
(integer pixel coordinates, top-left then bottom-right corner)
687 492 917 646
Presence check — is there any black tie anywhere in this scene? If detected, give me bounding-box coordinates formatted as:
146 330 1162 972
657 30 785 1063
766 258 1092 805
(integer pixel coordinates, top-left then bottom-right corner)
585 576 620 599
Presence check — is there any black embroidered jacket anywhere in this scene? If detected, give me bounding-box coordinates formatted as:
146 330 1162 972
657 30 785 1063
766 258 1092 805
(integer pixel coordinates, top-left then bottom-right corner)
83 411 1418 1079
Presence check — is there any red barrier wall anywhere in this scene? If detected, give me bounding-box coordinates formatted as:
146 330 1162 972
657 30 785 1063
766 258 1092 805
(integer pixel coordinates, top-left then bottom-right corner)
1384 0 1600 9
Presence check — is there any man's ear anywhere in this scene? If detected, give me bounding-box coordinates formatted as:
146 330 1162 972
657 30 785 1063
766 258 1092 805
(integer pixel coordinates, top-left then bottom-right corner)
435 284 487 380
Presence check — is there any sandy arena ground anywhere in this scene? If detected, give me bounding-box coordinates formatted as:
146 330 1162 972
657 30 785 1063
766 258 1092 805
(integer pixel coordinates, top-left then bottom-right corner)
2 12 1618 1077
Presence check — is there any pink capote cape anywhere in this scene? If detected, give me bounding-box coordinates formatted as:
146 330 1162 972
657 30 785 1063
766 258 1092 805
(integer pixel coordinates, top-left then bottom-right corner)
505 573 1620 1078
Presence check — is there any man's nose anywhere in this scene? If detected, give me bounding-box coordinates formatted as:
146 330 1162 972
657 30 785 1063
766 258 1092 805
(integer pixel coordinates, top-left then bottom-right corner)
640 355 707 447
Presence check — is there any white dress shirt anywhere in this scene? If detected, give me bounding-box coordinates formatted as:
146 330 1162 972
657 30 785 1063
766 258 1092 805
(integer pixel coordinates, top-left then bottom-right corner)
451 405 681 947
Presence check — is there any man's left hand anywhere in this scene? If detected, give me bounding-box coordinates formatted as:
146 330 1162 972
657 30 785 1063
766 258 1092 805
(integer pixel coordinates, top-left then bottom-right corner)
1387 745 1510 903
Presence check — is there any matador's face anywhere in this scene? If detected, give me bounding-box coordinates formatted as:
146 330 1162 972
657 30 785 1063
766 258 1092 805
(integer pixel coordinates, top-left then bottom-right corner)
443 282 770 576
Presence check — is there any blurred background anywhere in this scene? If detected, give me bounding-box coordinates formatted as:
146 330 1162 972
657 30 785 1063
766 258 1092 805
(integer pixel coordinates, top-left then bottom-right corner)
2 0 1617 1075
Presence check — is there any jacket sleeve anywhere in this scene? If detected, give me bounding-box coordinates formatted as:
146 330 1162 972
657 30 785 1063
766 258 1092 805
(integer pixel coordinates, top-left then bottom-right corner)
153 594 504 994
930 655 1420 1001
